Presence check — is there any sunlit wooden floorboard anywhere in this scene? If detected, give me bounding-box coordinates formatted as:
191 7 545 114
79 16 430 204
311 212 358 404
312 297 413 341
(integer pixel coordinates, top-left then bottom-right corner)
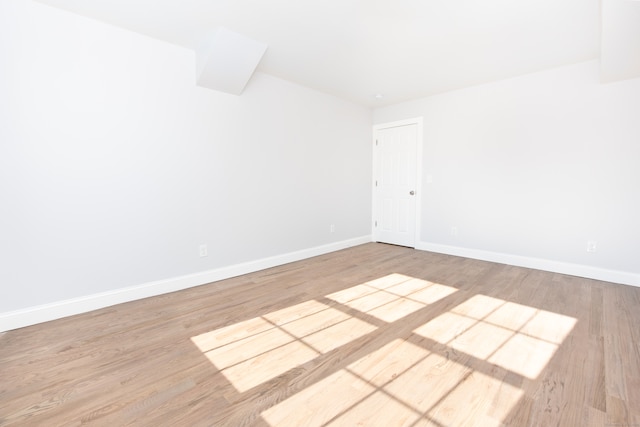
1 243 639 426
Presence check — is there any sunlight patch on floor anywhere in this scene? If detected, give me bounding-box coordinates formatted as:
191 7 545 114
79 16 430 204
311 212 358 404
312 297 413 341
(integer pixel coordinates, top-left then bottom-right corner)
302 317 376 353
426 370 523 427
347 339 430 387
263 339 431 426
214 339 319 392
488 333 560 379
327 275 457 323
191 298 378 392
201 326 298 370
191 274 455 393
325 283 379 304
261 369 375 426
262 299 332 326
191 316 275 353
414 294 577 379
262 337 524 426
190 273 577 424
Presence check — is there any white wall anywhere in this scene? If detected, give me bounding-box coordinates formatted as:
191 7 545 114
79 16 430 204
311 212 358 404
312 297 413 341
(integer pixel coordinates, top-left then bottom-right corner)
374 61 640 284
0 1 372 319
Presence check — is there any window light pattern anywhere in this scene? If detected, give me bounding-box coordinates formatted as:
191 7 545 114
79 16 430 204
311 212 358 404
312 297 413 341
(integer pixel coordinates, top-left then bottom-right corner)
190 273 577 426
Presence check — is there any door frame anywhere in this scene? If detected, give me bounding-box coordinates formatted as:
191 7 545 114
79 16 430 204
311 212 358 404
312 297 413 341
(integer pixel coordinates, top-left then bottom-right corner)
372 117 423 247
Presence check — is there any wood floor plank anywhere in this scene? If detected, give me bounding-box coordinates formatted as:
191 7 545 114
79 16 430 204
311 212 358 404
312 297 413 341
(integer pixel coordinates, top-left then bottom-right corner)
1 243 639 426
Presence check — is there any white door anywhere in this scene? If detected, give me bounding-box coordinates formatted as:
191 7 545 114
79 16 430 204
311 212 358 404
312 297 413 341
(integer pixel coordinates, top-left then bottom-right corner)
373 121 420 247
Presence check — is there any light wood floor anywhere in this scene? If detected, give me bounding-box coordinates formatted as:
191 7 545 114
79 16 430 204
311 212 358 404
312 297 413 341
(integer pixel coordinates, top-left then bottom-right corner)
1 243 639 426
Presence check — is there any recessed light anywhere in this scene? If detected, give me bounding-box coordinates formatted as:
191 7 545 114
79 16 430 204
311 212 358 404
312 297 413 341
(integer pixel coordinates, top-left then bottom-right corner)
374 94 384 99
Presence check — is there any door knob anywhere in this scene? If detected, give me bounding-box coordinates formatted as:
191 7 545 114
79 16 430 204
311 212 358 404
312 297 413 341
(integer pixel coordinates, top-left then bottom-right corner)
409 190 415 195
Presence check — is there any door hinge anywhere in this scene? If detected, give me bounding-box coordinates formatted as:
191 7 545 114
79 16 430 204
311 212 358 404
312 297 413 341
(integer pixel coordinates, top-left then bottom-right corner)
375 180 378 187
375 220 378 227
375 139 378 146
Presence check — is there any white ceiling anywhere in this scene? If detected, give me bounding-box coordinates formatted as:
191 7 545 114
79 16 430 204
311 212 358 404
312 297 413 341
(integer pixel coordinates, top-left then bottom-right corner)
34 0 636 107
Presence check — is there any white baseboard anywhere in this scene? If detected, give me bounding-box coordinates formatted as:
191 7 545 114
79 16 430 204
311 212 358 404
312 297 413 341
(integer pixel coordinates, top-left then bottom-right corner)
0 235 373 333
415 241 640 288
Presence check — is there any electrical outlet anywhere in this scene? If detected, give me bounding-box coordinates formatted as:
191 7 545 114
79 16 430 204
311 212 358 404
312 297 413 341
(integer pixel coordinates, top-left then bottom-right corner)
330 224 335 233
587 241 597 253
199 244 208 257
451 226 458 237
